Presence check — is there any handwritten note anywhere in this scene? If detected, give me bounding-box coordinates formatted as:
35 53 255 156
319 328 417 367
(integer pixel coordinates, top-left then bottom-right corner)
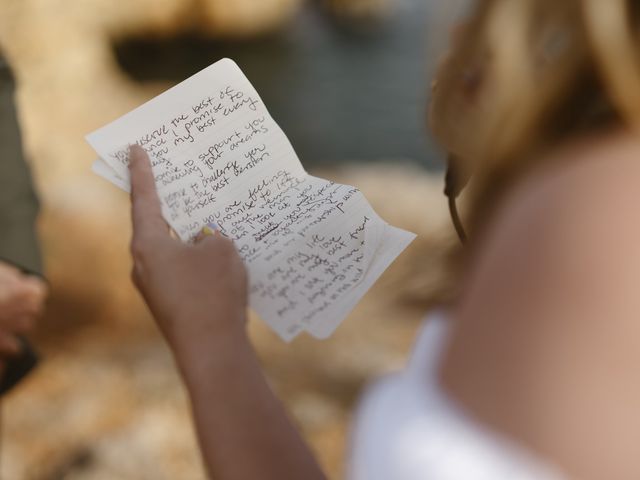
87 59 415 341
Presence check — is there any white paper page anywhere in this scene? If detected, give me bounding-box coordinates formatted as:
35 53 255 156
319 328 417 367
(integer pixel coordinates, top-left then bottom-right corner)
92 158 129 192
307 224 416 339
86 58 415 341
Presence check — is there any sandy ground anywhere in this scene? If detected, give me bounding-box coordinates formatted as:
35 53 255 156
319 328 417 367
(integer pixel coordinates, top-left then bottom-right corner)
0 0 455 478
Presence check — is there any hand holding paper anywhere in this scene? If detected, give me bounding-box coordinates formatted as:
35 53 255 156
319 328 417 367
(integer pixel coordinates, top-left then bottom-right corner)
128 144 249 356
87 59 415 341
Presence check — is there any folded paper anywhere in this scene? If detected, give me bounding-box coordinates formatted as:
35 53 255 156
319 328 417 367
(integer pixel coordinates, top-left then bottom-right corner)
87 59 415 341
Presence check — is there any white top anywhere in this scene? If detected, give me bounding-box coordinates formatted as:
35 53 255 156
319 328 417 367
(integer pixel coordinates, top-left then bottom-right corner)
347 312 567 480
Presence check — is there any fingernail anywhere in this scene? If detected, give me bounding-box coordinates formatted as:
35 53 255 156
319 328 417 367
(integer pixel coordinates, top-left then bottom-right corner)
201 223 219 237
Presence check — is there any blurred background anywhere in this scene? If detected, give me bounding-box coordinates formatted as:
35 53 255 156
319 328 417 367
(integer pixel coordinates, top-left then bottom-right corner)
0 0 460 478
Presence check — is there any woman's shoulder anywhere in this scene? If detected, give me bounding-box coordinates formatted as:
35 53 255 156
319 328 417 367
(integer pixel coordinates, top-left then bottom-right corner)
458 127 640 331
487 128 640 244
441 130 640 479
523 129 640 212
480 129 640 265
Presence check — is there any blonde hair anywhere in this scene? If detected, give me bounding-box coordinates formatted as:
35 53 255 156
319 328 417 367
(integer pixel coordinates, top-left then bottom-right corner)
431 0 640 233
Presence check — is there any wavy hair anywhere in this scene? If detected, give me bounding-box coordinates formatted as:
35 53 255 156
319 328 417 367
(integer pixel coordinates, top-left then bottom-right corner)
430 0 640 233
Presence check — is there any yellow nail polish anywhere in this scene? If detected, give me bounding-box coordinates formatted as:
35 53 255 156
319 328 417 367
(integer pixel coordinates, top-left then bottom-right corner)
201 226 216 237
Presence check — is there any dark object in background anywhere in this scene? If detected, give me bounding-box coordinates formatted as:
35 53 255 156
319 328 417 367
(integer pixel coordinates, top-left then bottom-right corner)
114 0 438 168
0 56 42 275
0 339 38 396
0 54 42 394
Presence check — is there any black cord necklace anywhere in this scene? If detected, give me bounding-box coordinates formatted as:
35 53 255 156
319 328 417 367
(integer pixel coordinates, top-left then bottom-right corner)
444 156 468 244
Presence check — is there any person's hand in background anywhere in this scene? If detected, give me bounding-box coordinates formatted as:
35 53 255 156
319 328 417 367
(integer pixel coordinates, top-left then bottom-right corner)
0 261 46 357
128 145 248 364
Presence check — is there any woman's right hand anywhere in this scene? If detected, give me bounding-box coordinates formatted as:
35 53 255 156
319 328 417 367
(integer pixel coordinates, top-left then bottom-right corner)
128 145 249 362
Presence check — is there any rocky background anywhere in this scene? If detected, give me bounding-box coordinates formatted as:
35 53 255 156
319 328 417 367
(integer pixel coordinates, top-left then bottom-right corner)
0 0 455 478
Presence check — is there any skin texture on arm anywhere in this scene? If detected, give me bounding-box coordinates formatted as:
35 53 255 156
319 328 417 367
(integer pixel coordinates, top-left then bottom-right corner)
440 131 640 480
128 145 326 480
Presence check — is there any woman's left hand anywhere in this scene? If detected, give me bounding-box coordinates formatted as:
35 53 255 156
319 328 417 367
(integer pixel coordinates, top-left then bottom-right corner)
128 145 248 361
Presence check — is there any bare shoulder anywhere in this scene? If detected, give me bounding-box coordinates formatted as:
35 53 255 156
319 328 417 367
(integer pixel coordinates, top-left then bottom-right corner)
519 129 640 222
458 129 640 324
515 129 640 248
442 133 640 480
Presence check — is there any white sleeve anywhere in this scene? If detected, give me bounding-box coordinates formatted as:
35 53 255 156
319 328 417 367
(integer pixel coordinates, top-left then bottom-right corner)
346 317 567 480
